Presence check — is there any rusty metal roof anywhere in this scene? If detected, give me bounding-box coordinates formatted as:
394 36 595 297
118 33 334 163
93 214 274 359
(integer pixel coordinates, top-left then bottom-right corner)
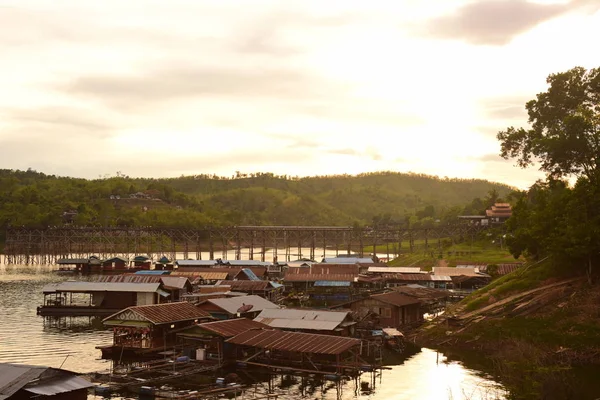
160 276 192 289
97 275 162 283
103 302 212 325
432 267 484 277
171 271 230 280
173 267 267 278
253 308 350 331
368 266 426 274
0 364 92 399
225 329 361 355
284 273 356 282
195 318 270 337
204 295 280 314
224 280 272 291
370 292 421 307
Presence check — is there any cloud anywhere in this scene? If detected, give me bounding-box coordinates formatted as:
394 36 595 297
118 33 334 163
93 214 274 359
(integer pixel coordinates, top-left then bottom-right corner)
2 106 115 135
421 0 596 45
479 96 529 120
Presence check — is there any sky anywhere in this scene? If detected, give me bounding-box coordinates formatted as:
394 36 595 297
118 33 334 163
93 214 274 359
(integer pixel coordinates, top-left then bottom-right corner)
1 0 599 189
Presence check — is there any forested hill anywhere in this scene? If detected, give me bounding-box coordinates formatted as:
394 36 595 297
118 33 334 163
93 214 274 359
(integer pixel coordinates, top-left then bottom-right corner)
0 169 513 230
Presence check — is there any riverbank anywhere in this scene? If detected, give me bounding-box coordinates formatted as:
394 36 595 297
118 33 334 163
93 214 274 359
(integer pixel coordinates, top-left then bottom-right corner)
414 259 600 399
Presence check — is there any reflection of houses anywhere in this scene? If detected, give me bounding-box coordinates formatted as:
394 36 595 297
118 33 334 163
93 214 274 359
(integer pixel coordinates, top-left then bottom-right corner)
225 329 362 375
176 318 270 364
38 281 169 316
98 302 213 359
0 363 93 400
253 308 355 336
196 295 280 320
333 292 422 329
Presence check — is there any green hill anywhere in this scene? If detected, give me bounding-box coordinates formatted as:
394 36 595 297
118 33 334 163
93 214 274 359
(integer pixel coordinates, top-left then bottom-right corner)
0 169 513 232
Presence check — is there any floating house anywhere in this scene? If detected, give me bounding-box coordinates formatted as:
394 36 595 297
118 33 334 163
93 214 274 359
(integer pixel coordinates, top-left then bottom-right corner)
432 267 491 290
131 255 152 270
154 256 174 270
98 302 213 359
225 329 363 375
172 267 268 281
253 308 356 336
176 318 270 363
56 256 102 273
196 295 280 320
101 257 128 271
0 363 93 400
333 291 422 329
38 281 169 316
97 274 193 302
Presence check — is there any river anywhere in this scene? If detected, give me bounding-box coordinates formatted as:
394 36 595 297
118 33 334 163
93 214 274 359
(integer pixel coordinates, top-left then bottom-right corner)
0 261 507 400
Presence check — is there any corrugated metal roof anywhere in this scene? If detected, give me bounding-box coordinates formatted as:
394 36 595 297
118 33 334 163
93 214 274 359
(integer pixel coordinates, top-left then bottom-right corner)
254 308 349 322
392 286 449 300
0 364 45 399
237 268 261 281
176 260 219 266
25 375 93 396
172 267 267 278
134 270 171 275
97 275 162 283
0 364 92 399
382 328 404 337
370 292 421 307
172 271 229 280
104 302 212 325
205 295 280 314
42 282 161 294
253 308 349 331
223 260 273 266
224 280 271 291
368 266 426 274
284 274 356 282
433 267 484 277
160 276 192 290
226 329 361 355
314 281 351 287
322 257 373 264
195 318 270 337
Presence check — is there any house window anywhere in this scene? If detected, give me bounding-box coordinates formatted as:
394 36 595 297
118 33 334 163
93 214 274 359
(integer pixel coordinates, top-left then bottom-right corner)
380 307 391 318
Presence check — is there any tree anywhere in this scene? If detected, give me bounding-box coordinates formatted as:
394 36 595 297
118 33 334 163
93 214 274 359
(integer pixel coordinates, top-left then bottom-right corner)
497 67 600 183
498 67 600 282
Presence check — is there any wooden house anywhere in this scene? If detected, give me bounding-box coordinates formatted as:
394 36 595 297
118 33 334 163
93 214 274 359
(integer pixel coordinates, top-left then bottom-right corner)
102 256 128 271
131 255 152 270
219 280 284 302
38 281 169 316
0 363 93 400
176 318 270 364
333 292 422 329
98 302 213 359
155 256 174 270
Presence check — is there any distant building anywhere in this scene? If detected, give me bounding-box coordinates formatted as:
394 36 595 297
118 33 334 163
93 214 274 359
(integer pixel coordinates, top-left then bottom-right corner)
459 202 512 225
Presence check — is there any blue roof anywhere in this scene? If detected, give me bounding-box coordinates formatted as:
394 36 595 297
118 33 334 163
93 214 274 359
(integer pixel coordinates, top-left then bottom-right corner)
241 268 261 281
134 270 171 275
314 281 351 287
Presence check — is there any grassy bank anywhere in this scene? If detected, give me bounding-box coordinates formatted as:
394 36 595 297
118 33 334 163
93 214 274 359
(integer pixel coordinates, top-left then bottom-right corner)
416 259 600 399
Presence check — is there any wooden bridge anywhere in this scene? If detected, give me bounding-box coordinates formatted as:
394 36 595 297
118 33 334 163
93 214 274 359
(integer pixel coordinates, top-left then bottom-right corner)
2 224 488 264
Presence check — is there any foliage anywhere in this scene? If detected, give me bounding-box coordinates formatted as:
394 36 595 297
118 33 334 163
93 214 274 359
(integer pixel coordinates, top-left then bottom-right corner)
497 66 600 280
497 66 600 183
0 169 512 233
